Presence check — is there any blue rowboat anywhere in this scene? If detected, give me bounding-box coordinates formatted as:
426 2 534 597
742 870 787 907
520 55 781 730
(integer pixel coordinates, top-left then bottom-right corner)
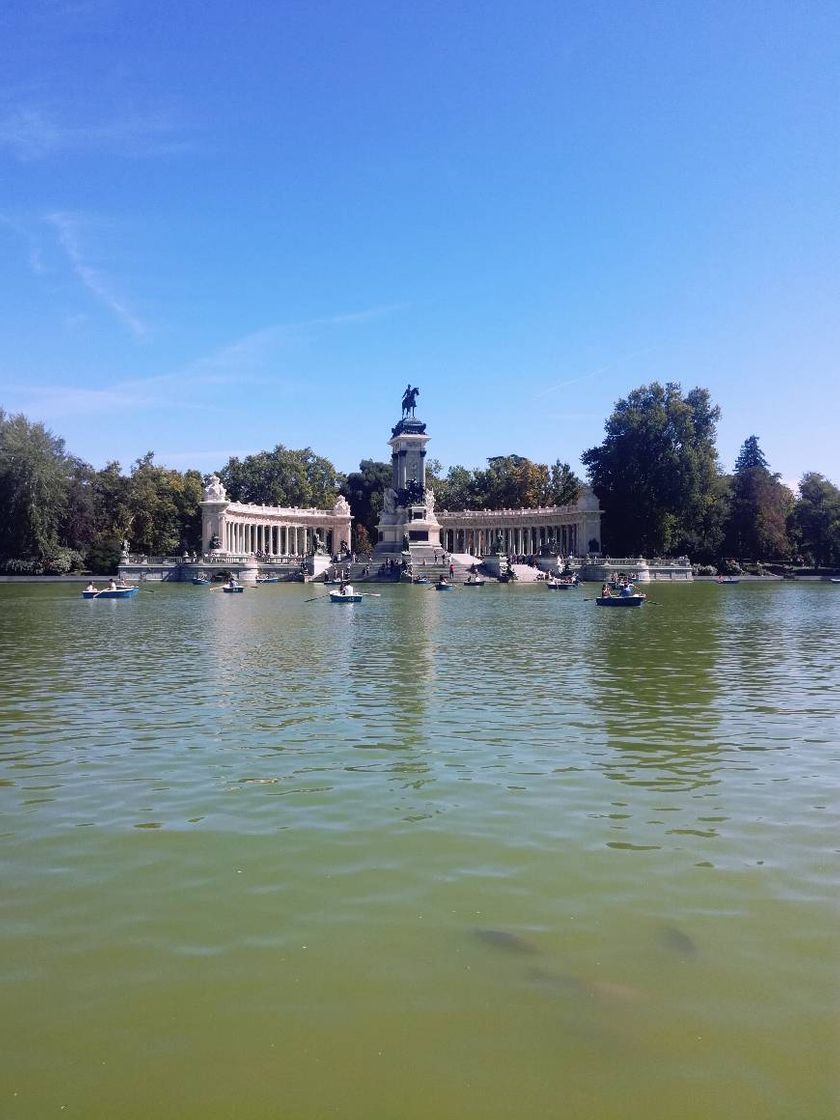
547 580 577 590
596 594 645 607
192 576 211 585
256 576 281 584
435 582 453 591
82 587 138 599
222 584 244 593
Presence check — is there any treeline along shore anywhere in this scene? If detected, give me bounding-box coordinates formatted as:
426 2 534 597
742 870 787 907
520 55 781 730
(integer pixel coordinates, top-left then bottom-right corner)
1 382 839 575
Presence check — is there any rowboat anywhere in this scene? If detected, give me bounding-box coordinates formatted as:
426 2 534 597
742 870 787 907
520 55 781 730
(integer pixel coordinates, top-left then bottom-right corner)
546 579 578 590
596 593 646 608
413 577 430 585
222 584 244 594
830 577 840 584
716 577 740 585
329 584 363 603
435 580 453 591
192 576 211 585
82 586 138 599
256 576 280 584
463 576 485 586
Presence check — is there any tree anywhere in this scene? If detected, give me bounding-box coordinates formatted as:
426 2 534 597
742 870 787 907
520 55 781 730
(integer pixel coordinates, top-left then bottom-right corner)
791 473 840 567
342 459 392 544
0 410 72 563
433 455 581 512
549 461 581 507
219 445 340 508
126 454 203 556
434 465 476 510
725 436 793 560
581 382 722 556
352 523 372 554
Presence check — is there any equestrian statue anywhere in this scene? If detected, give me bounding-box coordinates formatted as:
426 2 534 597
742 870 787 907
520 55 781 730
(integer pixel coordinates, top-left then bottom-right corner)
401 384 420 418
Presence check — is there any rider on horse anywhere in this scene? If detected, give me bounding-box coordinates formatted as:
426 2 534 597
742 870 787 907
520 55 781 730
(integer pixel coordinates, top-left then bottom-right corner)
401 384 420 418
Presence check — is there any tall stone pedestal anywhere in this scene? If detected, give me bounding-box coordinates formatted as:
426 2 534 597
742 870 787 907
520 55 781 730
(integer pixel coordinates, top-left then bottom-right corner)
377 414 441 551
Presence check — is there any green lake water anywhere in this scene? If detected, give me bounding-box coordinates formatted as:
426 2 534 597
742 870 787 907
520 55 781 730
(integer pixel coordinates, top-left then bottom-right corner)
0 580 837 1119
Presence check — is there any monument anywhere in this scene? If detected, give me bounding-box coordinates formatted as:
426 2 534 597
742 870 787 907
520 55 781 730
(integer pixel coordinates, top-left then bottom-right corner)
376 385 441 553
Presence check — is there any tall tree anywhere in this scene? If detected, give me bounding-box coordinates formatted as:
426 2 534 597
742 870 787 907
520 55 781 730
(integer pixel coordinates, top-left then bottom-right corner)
342 459 392 546
549 461 581 507
791 472 840 567
126 454 204 556
725 436 793 560
0 410 72 562
219 445 340 508
581 382 722 556
433 455 580 511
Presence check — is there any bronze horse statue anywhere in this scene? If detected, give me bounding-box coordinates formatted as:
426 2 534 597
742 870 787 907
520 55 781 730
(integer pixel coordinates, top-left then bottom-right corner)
401 384 420 418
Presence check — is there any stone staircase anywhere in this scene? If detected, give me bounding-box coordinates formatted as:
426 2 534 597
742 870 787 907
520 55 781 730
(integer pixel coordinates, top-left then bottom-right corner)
325 547 486 584
323 544 510 585
508 562 543 583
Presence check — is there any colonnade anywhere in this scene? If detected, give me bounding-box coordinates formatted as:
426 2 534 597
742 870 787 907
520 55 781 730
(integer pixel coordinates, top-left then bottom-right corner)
222 521 333 557
439 522 578 557
201 493 352 560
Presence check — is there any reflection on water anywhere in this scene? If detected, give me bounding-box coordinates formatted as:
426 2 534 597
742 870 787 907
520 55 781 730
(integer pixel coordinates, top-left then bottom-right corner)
595 585 724 795
0 581 837 1120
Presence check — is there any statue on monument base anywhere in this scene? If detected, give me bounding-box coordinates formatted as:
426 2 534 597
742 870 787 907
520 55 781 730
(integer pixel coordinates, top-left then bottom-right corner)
401 384 420 418
203 474 228 502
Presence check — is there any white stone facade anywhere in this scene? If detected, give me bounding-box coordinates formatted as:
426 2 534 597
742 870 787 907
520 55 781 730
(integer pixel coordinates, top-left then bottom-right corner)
201 476 352 558
376 419 442 549
437 486 602 557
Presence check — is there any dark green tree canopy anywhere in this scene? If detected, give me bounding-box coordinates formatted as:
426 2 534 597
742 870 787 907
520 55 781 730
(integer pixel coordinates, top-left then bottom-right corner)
581 382 721 556
342 459 392 545
433 454 580 511
0 410 73 564
734 435 768 473
219 445 340 508
724 435 792 561
791 472 840 567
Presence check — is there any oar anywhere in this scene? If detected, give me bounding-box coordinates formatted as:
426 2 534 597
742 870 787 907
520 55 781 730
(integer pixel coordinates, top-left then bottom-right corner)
304 593 330 603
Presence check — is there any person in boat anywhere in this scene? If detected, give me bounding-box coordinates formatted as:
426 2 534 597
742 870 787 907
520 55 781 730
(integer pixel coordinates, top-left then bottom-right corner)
438 574 448 585
108 578 117 590
619 582 634 597
601 583 611 598
85 581 97 592
339 581 347 595
227 576 238 589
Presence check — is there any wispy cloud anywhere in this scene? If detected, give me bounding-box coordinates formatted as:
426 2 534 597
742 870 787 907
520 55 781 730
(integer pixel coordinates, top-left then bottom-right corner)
179 304 408 382
0 212 48 275
46 211 147 338
0 103 194 161
533 346 662 399
533 375 593 399
7 303 406 420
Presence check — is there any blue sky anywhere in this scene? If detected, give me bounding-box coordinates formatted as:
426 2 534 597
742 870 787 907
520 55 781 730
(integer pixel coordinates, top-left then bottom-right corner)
2 0 838 486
